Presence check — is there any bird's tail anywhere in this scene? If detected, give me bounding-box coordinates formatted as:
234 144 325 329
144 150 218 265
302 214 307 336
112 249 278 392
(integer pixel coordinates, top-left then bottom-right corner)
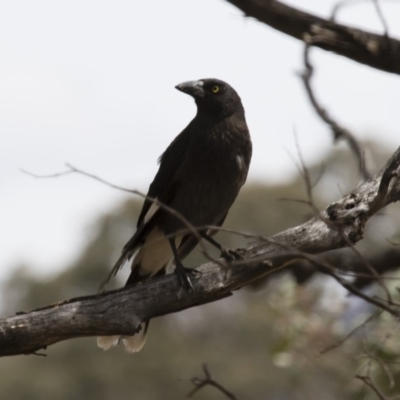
97 247 155 354
97 321 149 353
98 252 129 292
97 228 178 353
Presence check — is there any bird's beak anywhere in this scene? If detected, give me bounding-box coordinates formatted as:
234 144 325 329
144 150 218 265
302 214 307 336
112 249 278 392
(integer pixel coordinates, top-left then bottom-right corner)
175 80 205 97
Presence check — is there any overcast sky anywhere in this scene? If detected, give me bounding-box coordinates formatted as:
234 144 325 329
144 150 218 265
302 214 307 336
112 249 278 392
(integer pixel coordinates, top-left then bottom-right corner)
1 0 400 281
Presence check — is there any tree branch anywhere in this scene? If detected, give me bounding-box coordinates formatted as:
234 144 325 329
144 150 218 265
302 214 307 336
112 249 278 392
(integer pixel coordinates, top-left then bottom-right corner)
1 146 400 357
224 0 400 75
188 364 239 399
300 42 371 180
356 375 389 400
282 248 400 289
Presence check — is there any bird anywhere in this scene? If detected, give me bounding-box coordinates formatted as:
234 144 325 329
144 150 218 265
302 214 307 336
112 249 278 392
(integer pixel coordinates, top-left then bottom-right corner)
97 78 252 353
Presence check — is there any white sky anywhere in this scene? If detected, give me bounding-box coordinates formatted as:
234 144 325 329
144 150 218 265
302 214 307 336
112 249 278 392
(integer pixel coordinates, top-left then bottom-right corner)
1 0 400 281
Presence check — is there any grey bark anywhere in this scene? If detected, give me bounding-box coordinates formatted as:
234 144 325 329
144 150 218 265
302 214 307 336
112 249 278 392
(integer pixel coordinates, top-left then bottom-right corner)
224 0 400 75
1 146 399 357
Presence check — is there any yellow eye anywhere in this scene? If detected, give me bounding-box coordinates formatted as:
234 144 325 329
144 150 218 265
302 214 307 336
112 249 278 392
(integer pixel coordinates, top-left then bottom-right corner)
211 85 220 94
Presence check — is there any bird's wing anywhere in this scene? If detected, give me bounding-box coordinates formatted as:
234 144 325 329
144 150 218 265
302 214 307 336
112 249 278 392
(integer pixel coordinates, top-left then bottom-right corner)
105 125 194 281
136 126 193 227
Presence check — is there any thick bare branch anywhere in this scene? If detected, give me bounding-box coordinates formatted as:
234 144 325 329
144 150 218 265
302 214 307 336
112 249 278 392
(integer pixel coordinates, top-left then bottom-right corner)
224 0 400 75
1 146 400 357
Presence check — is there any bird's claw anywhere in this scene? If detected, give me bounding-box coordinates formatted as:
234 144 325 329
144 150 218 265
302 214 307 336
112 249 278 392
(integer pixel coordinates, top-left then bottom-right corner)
220 247 243 261
175 264 199 291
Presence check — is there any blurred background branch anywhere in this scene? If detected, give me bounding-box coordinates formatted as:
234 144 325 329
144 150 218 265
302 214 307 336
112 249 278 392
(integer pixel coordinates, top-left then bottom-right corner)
224 0 400 74
300 41 371 179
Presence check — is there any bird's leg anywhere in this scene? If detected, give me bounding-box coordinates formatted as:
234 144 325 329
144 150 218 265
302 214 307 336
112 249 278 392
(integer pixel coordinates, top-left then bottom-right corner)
200 233 243 261
169 238 194 291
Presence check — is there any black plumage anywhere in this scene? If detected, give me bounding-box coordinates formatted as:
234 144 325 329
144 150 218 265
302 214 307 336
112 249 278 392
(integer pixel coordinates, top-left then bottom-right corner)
97 78 252 353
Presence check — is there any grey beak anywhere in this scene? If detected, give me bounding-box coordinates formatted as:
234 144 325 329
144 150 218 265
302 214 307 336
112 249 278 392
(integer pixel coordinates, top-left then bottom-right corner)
175 80 205 97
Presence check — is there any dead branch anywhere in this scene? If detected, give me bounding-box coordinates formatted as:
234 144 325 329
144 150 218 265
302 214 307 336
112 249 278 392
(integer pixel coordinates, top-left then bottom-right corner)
262 240 399 316
188 364 238 399
223 0 400 75
1 145 400 357
356 375 389 400
283 248 400 289
331 0 392 38
300 42 370 179
372 0 390 38
320 311 383 354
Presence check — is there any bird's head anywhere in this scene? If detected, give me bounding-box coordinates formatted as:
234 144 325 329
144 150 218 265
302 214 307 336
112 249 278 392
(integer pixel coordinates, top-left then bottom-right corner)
175 78 244 118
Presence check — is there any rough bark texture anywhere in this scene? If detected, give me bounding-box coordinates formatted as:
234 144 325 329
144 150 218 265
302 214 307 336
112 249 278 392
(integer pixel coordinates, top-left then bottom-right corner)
1 146 399 357
224 0 400 75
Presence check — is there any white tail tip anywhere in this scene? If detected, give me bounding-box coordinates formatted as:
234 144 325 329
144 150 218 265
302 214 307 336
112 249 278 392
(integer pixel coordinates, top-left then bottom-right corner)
97 335 120 351
122 322 147 353
96 322 148 353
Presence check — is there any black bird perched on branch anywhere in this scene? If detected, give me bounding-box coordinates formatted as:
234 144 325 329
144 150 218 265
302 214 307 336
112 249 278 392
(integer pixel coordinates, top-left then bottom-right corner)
97 78 252 353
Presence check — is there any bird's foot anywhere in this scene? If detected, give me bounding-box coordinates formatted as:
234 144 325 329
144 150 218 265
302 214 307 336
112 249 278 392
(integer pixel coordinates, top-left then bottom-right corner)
220 247 243 262
175 263 199 291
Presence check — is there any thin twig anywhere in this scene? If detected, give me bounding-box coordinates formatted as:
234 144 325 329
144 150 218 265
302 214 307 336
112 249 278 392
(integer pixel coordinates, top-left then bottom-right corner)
22 164 222 288
363 350 396 389
263 237 400 317
356 375 389 400
293 130 321 215
320 311 382 354
362 320 400 380
299 41 371 180
20 168 75 179
291 134 393 301
204 221 400 316
372 0 390 37
331 0 366 21
331 0 395 26
188 364 238 400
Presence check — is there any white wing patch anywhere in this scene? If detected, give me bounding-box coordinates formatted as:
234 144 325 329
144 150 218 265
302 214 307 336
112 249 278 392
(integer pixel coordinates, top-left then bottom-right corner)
236 154 244 171
144 199 160 223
